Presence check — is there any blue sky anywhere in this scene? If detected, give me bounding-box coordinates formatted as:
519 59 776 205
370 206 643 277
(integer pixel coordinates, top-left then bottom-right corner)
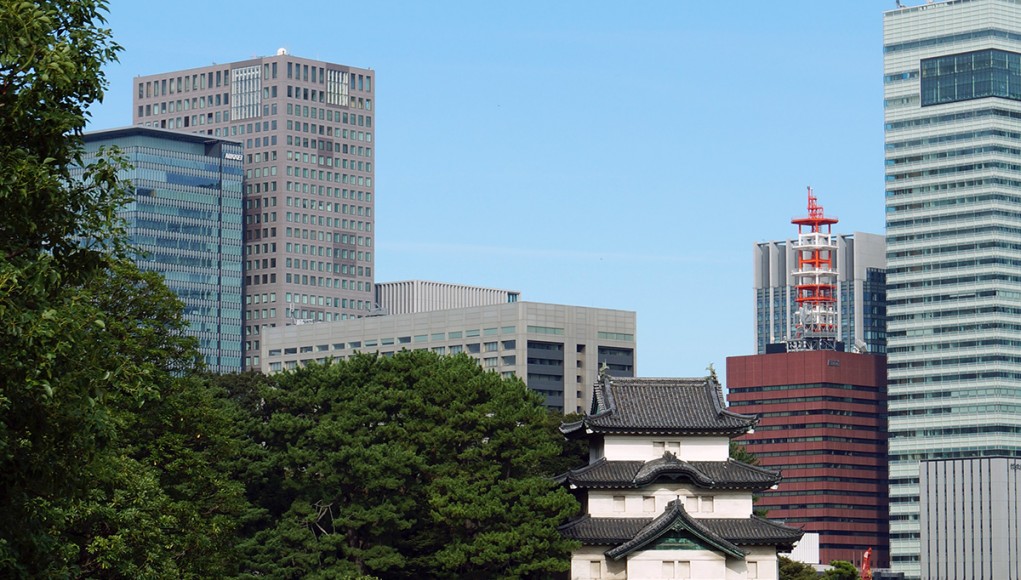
89 0 895 381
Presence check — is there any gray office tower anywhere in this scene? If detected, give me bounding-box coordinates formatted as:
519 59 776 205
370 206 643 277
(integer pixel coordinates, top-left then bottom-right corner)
920 457 1021 579
753 232 887 355
133 50 375 370
81 127 244 373
885 1 1021 576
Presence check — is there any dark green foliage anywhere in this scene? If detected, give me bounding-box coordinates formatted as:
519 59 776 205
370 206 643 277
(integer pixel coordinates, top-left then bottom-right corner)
231 352 580 579
0 2 252 575
780 555 820 580
822 560 860 580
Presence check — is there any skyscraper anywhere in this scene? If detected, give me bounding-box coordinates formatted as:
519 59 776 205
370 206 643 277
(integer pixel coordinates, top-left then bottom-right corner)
81 127 244 373
133 50 375 369
884 1 1021 576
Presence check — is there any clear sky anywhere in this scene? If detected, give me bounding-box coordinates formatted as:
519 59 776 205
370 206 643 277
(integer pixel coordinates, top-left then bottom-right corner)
89 0 896 381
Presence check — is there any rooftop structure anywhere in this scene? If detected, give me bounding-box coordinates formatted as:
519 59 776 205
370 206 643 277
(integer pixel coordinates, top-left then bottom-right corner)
789 188 840 352
374 280 520 315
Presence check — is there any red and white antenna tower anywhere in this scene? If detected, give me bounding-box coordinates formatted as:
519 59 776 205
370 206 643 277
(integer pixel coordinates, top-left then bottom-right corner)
789 187 839 351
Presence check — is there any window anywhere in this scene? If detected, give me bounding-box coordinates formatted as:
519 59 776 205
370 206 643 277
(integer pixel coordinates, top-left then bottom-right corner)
643 495 656 513
685 496 698 512
612 496 625 513
484 342 498 352
662 561 691 579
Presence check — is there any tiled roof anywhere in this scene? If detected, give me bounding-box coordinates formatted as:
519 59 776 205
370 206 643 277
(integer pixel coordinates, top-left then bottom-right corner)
698 516 804 548
562 376 757 436
559 503 803 554
556 455 780 491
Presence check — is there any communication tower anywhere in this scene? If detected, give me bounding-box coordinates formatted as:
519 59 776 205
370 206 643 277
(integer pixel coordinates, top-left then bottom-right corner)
788 187 839 351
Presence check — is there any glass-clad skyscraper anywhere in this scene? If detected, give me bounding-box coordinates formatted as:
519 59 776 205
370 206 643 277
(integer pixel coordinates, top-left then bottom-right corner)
884 1 1021 577
82 127 244 373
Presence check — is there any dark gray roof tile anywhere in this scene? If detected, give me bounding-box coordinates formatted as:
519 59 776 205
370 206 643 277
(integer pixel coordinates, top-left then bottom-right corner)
563 376 756 436
557 455 780 490
559 509 803 553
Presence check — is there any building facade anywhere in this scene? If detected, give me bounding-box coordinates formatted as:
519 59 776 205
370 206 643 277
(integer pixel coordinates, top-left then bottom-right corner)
133 51 375 369
260 301 636 413
726 350 889 569
884 1 1021 576
374 280 520 315
81 127 244 373
919 457 1021 580
754 233 886 355
557 374 803 579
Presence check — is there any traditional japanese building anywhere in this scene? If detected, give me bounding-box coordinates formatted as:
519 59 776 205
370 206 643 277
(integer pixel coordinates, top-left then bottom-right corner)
557 374 803 579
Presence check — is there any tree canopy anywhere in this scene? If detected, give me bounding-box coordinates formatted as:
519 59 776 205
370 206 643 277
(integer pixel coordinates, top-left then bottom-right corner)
0 1 252 575
0 2 602 578
229 351 580 579
779 556 820 580
823 560 860 580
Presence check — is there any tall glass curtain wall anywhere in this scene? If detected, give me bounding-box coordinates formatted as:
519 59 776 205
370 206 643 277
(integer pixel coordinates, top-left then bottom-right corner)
88 134 244 373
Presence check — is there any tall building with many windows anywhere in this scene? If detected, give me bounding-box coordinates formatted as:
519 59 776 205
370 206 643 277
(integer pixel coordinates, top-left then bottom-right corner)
754 232 887 355
80 127 244 373
884 1 1021 576
727 350 889 569
133 50 375 369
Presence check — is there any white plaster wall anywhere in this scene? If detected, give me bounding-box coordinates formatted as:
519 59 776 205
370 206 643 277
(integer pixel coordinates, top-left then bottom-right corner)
628 549 726 579
603 436 730 461
572 547 776 580
743 547 779 580
587 487 753 519
677 437 730 461
712 492 754 518
570 546 626 580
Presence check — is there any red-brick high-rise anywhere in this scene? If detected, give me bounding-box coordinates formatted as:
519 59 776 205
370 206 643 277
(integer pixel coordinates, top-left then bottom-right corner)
726 350 888 568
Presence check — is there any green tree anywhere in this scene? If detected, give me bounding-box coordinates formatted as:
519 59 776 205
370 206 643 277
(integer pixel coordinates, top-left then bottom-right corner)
0 0 126 571
779 555 819 580
822 560 860 580
232 351 580 579
0 3 252 575
730 439 759 466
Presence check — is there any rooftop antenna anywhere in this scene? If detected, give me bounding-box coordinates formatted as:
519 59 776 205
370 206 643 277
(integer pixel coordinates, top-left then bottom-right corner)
788 187 839 352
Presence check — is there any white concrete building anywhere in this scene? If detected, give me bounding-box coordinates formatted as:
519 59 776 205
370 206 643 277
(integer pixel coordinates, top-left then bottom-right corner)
261 301 636 413
884 2 1021 576
557 375 802 579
